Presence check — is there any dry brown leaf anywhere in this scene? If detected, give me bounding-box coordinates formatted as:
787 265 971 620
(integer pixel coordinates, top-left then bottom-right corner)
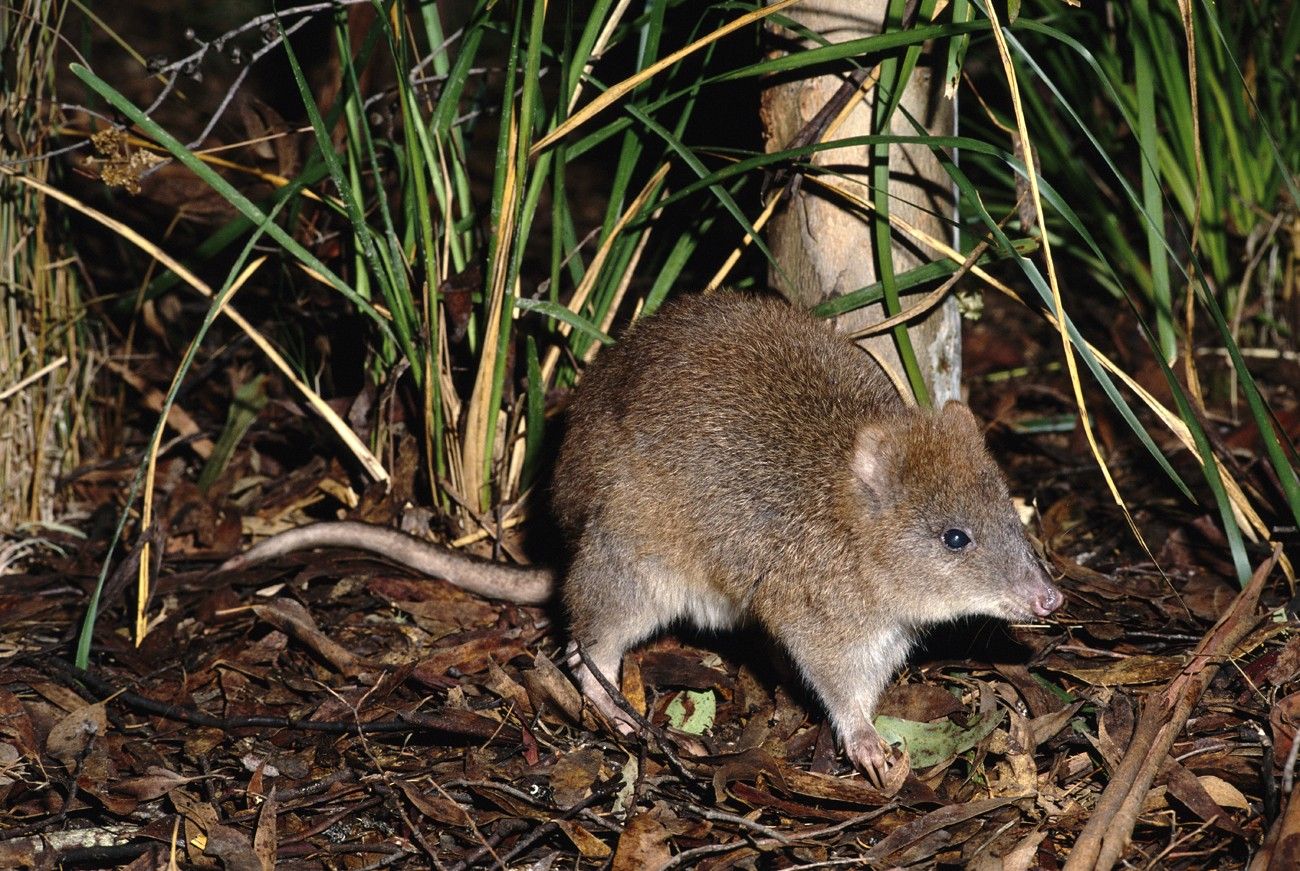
1198 775 1249 810
866 797 1020 861
987 709 1041 797
550 747 605 809
1164 759 1245 835
45 701 107 768
1028 701 1084 747
411 629 526 680
204 822 261 871
483 658 534 719
993 663 1067 719
370 575 499 632
1056 654 1187 687
252 788 276 871
1178 570 1239 620
524 652 588 726
878 682 965 721
246 759 267 800
397 780 472 827
556 820 612 858
170 788 221 831
1093 691 1134 769
27 680 91 713
112 766 199 801
1255 763 1300 868
637 649 733 692
467 782 544 821
713 747 892 807
1269 691 1300 773
0 743 23 786
968 827 1047 871
1265 635 1300 685
622 653 647 717
0 689 41 760
611 812 672 871
727 780 863 822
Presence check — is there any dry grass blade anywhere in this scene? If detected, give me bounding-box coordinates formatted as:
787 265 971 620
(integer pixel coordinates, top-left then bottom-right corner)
1175 0 1208 408
565 0 636 115
0 357 69 402
461 111 521 512
703 191 784 293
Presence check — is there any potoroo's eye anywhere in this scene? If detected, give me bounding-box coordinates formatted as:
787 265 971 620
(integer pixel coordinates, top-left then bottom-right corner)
942 528 972 551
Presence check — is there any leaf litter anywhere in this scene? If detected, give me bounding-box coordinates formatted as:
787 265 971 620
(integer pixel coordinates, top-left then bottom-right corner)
2 299 1298 869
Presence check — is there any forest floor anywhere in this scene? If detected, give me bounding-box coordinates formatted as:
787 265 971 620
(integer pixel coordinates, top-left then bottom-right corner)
3 292 1298 869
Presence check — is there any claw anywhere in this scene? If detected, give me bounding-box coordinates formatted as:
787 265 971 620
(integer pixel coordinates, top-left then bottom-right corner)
844 726 909 795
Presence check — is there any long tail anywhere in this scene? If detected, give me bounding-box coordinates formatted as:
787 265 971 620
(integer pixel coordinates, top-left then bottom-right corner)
219 521 554 605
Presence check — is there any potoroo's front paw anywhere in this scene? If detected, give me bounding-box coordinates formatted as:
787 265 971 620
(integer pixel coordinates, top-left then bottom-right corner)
843 723 910 795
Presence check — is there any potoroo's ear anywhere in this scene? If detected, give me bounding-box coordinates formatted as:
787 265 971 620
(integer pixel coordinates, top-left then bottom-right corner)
940 399 983 434
851 423 894 506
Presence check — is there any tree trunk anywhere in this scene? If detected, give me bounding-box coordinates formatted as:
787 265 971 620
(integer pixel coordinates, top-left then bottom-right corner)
762 1 960 404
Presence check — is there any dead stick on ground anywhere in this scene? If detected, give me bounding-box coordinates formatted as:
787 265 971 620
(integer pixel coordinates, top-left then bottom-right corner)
1064 544 1281 871
1250 736 1300 870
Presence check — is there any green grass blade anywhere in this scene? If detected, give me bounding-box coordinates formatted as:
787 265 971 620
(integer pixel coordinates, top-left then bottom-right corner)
871 0 931 405
1131 3 1175 362
522 336 546 490
515 298 614 345
944 154 1194 500
278 14 381 279
809 237 1040 319
712 19 989 81
197 375 267 493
